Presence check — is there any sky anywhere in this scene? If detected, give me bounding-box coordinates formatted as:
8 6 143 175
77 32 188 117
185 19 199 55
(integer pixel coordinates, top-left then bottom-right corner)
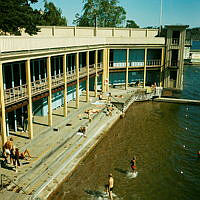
33 0 200 28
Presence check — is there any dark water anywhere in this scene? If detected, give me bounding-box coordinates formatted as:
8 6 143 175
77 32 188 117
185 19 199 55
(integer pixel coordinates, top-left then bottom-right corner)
49 65 200 200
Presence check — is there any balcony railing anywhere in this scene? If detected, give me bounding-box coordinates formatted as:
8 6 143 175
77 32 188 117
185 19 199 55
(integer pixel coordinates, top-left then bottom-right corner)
172 38 179 45
32 77 48 96
109 59 162 68
146 59 161 66
4 84 28 105
3 62 103 106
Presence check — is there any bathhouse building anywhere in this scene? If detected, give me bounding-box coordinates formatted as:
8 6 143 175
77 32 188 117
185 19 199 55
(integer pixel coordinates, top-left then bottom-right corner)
0 25 188 145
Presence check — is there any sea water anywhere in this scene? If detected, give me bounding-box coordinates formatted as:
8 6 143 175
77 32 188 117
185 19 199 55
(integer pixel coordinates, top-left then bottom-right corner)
49 65 200 200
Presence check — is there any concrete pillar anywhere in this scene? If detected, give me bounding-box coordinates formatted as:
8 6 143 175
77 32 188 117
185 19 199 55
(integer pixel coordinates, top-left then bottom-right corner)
47 57 52 126
44 59 47 79
3 66 9 136
86 51 90 102
54 57 56 76
32 60 35 82
102 49 106 92
25 59 33 139
19 63 24 128
106 49 110 92
58 57 61 76
70 55 73 72
94 50 98 97
80 53 82 68
160 47 165 87
144 48 147 88
63 54 67 117
0 62 7 146
38 60 41 80
126 48 129 90
76 52 79 108
11 64 17 132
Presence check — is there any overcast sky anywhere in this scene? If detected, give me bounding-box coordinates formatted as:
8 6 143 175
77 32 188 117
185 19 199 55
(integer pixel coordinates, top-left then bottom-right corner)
33 0 200 28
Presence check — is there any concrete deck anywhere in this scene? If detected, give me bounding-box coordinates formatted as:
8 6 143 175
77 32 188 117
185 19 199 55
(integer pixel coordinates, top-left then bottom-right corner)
0 87 146 200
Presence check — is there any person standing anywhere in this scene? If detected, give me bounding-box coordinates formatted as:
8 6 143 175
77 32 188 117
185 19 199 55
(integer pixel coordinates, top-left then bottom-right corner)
130 156 136 172
3 137 14 164
14 148 21 172
106 173 114 200
22 111 28 132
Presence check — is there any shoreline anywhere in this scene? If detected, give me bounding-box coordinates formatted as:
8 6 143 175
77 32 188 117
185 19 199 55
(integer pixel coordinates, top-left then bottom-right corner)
39 88 141 199
0 87 157 200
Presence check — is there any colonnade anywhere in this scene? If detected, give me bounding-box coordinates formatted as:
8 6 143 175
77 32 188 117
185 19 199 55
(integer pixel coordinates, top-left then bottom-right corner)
0 47 165 146
0 49 109 146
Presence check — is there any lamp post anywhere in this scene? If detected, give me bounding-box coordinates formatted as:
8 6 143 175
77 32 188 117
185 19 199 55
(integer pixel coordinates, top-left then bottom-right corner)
160 0 163 27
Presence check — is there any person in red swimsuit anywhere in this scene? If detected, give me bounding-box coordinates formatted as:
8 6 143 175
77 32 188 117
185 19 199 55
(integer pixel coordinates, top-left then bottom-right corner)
130 156 136 171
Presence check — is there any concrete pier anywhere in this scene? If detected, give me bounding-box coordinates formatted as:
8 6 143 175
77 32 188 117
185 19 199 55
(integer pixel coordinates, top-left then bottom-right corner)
153 97 200 105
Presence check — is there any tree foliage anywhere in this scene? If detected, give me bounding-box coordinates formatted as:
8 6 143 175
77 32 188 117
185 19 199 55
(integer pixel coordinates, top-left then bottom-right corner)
144 26 159 29
186 27 200 40
0 0 39 35
126 20 139 28
39 1 67 26
0 0 67 35
73 0 126 27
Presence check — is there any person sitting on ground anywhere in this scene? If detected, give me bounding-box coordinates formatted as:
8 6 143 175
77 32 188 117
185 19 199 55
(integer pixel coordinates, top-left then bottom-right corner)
17 148 32 160
108 92 112 102
99 92 103 100
79 126 87 137
13 148 32 172
151 82 157 89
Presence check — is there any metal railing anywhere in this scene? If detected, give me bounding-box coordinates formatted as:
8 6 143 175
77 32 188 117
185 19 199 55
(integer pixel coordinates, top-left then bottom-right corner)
67 70 76 81
172 38 179 45
146 59 161 66
32 77 48 96
109 59 162 68
4 84 28 105
52 73 64 88
3 62 103 106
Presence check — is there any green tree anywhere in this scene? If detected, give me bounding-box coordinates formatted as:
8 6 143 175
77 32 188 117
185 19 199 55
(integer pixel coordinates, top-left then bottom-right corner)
126 20 139 28
73 0 126 28
186 27 200 40
0 0 39 35
41 1 67 26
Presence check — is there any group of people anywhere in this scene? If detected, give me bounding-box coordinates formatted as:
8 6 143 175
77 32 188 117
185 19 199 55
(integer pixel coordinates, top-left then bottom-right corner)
2 137 31 172
106 156 137 200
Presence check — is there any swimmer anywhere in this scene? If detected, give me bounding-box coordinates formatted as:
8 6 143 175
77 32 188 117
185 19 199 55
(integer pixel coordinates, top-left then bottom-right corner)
130 156 136 171
106 173 114 200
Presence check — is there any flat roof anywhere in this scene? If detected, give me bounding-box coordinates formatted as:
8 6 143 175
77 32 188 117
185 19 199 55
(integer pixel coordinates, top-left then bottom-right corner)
165 25 189 29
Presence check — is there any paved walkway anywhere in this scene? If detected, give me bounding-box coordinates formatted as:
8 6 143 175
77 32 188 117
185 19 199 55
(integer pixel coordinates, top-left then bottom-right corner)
0 87 142 200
